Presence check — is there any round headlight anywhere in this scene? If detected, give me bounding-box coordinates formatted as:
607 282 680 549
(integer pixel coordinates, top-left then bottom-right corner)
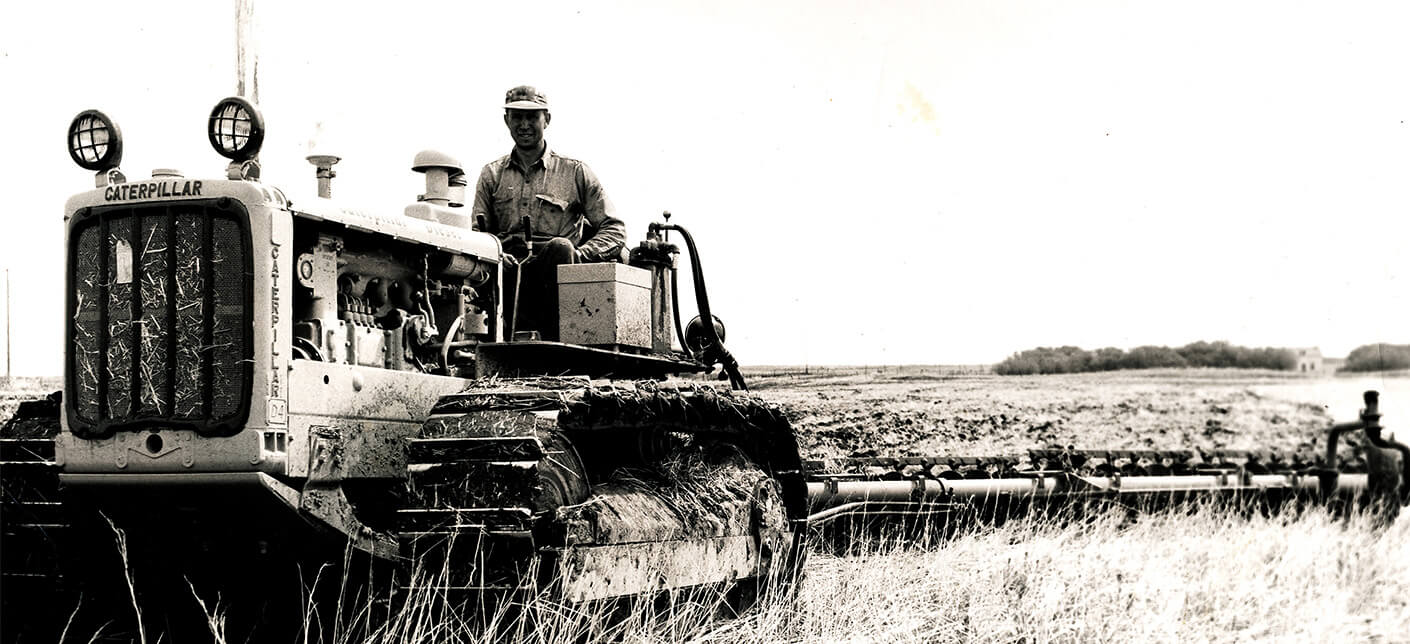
207 96 265 161
67 110 124 171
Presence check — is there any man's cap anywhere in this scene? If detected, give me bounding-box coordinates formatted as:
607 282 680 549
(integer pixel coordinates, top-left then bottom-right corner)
504 85 549 111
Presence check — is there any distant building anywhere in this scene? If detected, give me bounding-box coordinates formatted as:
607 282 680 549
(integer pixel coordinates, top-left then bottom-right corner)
1292 347 1323 373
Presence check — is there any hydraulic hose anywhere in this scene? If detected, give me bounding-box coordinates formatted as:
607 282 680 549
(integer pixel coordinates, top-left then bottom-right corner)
668 265 690 357
650 221 747 390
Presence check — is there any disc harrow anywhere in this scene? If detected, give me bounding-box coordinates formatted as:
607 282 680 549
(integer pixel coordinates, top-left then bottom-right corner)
803 391 1410 542
809 448 1353 481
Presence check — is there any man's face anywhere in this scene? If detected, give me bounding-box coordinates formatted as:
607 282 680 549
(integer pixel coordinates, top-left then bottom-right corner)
504 109 550 150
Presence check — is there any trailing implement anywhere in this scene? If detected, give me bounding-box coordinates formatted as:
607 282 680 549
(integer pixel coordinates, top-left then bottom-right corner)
805 390 1408 543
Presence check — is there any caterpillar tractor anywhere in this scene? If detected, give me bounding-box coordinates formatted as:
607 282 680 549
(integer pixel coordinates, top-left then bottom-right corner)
0 97 808 641
3 97 1410 642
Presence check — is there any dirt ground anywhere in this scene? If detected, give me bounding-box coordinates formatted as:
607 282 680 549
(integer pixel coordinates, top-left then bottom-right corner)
6 370 1402 463
742 367 1396 461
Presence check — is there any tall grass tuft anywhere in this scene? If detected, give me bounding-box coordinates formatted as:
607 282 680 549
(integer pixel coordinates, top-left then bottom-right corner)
71 501 1410 643
703 502 1410 643
101 514 147 644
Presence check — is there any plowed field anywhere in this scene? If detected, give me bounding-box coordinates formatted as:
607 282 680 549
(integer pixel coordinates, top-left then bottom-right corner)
746 367 1410 461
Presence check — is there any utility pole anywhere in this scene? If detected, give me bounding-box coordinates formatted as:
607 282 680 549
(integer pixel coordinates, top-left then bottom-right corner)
6 268 11 387
235 0 259 102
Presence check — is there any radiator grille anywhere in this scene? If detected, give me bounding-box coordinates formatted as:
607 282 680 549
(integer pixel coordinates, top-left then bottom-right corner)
68 201 252 437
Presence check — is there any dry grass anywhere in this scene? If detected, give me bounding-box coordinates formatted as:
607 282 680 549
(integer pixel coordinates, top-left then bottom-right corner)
126 503 1403 644
282 554 735 644
707 505 1410 643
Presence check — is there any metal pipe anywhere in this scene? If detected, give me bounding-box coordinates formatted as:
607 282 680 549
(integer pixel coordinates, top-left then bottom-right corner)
510 264 521 338
1325 421 1365 463
668 265 689 353
1358 390 1410 504
1320 419 1364 499
806 473 1370 513
807 501 955 524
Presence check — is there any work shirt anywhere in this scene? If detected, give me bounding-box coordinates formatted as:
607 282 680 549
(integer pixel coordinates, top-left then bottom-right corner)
472 145 626 262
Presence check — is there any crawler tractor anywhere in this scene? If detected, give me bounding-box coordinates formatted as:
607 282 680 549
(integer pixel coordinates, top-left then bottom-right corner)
1 98 805 640
2 98 1408 642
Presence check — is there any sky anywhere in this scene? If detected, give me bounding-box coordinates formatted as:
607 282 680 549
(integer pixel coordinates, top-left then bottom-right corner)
2 0 1409 374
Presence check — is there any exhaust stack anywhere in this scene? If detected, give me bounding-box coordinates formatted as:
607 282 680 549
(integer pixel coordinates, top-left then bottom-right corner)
411 150 462 207
306 154 340 198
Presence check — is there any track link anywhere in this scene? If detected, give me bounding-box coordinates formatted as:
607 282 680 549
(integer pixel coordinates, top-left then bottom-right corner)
397 430 549 594
397 380 592 595
1 393 68 641
394 378 807 603
1 439 66 584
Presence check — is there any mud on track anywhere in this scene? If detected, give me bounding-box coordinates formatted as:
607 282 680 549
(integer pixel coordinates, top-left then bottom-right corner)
743 368 1358 461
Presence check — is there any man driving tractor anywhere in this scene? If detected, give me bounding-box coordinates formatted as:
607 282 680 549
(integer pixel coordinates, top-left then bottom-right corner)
472 85 627 340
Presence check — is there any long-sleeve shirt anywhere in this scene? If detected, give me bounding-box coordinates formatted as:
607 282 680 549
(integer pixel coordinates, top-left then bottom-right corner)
472 145 626 261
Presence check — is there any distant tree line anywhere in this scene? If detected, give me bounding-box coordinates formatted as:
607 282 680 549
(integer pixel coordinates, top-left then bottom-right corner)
994 341 1296 375
1340 344 1410 372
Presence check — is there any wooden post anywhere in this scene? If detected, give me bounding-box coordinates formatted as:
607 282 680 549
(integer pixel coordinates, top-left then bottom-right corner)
235 0 258 102
5 268 10 387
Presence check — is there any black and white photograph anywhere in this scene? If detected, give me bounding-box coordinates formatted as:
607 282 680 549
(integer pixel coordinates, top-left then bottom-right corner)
2 1 1410 641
